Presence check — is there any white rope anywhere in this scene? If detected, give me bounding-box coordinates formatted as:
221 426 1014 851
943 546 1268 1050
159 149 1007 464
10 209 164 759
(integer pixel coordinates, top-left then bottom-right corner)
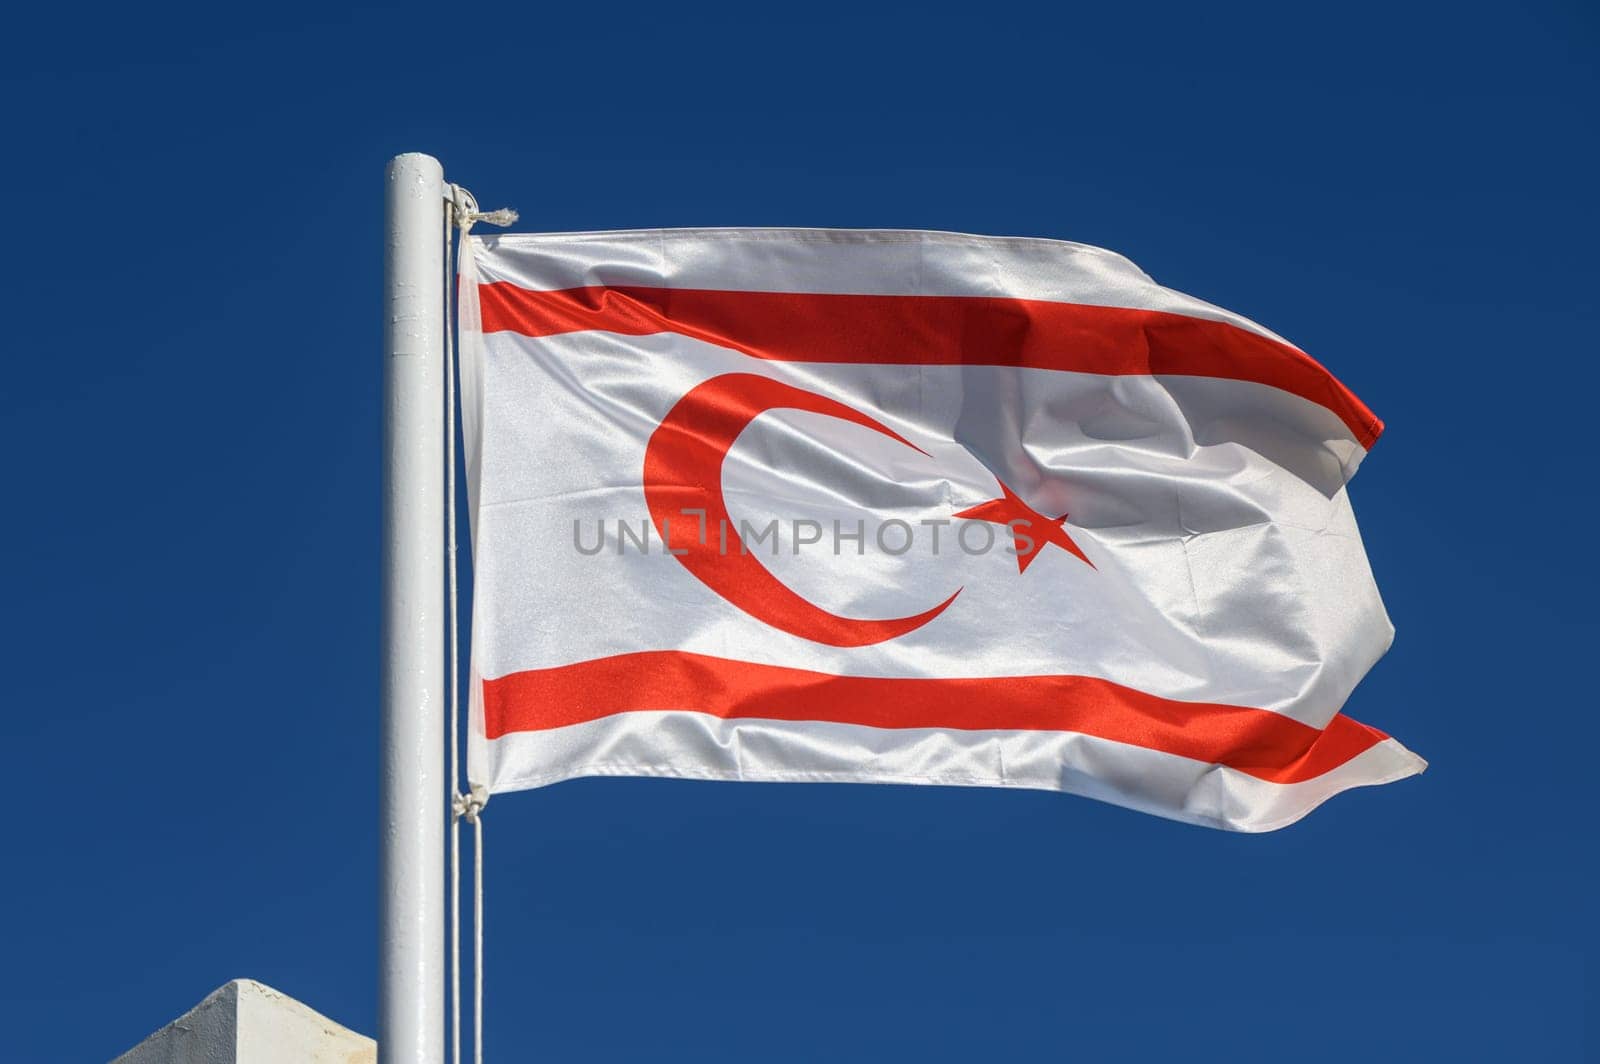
452 790 487 1061
443 199 463 1064
444 180 513 1064
449 183 519 233
473 799 485 1064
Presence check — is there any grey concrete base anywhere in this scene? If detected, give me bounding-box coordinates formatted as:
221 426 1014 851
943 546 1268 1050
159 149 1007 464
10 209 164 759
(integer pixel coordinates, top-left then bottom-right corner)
112 979 375 1064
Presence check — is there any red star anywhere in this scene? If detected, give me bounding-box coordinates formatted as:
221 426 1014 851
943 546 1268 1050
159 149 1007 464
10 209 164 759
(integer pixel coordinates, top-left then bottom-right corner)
953 480 1095 574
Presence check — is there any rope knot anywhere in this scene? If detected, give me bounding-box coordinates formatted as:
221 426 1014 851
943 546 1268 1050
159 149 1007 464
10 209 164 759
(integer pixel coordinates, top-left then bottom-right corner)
452 785 489 824
447 183 519 234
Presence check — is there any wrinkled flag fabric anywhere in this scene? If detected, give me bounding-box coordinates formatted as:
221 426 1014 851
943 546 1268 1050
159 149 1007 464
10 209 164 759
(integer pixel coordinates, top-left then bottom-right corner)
459 228 1422 832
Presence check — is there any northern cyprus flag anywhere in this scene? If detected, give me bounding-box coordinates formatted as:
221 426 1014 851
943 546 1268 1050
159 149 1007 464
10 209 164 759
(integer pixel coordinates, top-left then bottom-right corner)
458 228 1422 832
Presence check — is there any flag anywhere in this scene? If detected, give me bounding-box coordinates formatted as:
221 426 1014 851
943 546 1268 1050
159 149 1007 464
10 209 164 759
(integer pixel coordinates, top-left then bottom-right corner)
458 227 1423 832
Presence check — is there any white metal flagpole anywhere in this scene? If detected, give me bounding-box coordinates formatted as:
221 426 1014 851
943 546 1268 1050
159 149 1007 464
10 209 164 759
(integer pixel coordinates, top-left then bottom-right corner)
381 151 448 1064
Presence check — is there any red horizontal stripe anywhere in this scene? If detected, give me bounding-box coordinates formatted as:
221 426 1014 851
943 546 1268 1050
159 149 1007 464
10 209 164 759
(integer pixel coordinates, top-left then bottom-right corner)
478 283 1382 448
481 651 1388 785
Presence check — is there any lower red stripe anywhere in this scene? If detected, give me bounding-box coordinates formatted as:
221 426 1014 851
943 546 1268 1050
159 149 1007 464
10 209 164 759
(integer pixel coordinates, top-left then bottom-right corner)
478 283 1383 448
481 651 1386 785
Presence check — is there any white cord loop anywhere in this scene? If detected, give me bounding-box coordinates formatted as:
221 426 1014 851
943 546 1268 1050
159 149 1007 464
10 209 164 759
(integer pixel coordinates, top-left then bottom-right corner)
448 183 519 234
453 787 489 824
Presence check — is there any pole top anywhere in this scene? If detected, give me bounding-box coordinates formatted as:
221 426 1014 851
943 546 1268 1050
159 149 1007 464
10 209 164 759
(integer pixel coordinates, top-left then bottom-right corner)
389 151 443 170
387 153 445 195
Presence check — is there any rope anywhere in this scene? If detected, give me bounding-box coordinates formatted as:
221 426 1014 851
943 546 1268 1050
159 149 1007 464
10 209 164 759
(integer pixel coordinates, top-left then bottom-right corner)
449 184 519 233
444 179 513 1064
444 202 464 1064
451 790 487 1061
473 797 486 1064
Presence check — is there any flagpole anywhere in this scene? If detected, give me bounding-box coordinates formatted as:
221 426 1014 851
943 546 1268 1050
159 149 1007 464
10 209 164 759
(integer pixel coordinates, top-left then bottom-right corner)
381 151 447 1064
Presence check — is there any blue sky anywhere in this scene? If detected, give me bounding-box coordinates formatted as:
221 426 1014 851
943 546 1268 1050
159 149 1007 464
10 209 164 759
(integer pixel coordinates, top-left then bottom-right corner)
2 2 1593 1060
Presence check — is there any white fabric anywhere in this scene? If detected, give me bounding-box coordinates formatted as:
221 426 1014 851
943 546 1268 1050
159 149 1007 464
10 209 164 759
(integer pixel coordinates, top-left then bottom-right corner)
460 228 1422 832
483 713 1423 834
472 227 1294 342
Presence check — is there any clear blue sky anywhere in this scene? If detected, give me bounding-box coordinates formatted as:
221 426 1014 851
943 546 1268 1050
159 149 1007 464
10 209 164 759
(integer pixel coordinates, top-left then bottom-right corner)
2 2 1593 1060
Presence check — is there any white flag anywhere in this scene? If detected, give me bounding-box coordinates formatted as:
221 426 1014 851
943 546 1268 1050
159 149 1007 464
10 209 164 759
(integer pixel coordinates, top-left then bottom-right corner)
459 227 1422 832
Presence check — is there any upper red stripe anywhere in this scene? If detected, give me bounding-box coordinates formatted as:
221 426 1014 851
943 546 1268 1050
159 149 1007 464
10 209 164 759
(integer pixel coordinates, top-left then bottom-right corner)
481 651 1388 785
478 283 1383 449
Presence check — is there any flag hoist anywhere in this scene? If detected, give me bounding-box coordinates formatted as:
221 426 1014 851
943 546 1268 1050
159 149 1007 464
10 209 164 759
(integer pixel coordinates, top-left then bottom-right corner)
384 151 1424 1064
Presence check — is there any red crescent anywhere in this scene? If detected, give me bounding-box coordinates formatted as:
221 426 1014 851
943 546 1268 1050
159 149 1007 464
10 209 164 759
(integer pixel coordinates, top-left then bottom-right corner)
643 373 960 647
